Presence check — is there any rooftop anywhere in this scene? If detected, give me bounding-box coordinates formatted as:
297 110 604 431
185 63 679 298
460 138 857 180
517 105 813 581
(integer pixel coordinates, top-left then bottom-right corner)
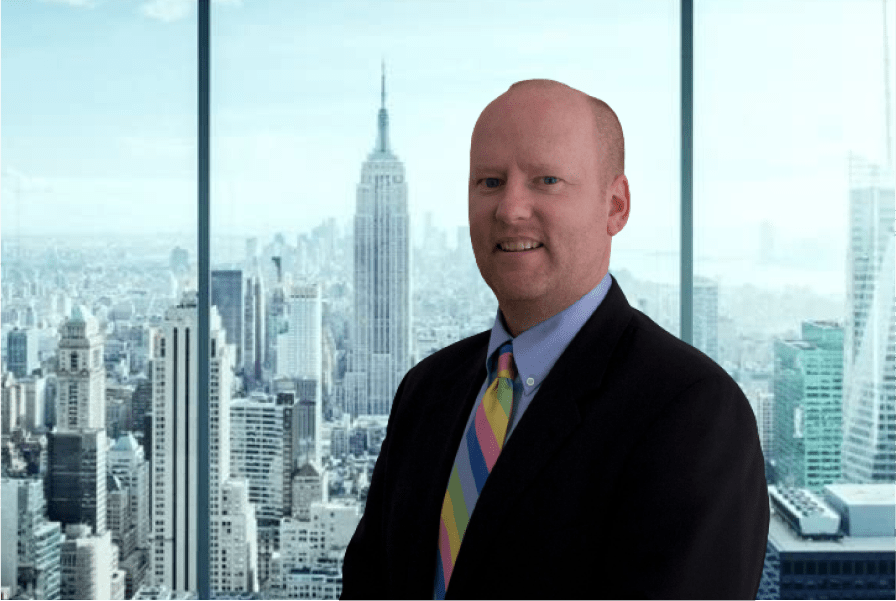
768 507 895 553
825 483 896 507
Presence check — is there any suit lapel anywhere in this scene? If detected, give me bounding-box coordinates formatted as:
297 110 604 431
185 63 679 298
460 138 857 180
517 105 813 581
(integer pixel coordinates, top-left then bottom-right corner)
398 333 489 596
448 277 634 593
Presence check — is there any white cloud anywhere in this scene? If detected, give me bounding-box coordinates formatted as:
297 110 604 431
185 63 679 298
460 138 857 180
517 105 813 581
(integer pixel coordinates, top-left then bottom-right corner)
139 0 242 23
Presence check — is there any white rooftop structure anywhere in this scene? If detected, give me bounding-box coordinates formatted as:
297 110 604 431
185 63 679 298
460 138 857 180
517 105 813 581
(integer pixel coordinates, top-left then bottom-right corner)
823 483 896 537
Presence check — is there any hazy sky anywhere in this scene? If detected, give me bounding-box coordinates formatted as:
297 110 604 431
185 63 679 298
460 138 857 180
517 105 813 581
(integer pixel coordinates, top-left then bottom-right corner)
2 0 894 291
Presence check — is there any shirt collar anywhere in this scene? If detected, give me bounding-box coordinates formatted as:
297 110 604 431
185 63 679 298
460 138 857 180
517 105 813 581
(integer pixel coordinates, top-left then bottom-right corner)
485 272 613 383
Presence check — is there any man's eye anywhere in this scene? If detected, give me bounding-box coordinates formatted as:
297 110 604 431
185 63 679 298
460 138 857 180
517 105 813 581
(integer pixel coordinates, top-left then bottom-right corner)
542 176 559 185
484 178 502 188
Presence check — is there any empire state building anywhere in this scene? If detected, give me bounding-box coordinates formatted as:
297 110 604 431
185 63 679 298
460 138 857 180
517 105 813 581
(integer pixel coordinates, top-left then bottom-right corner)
349 64 411 416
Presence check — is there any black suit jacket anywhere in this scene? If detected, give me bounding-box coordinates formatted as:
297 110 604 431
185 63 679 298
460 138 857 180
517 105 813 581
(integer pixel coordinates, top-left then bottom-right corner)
342 277 769 599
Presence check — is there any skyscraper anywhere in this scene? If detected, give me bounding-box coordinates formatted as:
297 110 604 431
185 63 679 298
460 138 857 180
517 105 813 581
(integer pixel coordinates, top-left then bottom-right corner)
7 327 39 378
212 269 244 369
108 433 150 550
1 477 63 600
350 63 410 416
842 154 895 483
46 307 108 537
243 269 266 384
773 320 843 491
149 294 257 593
56 307 105 431
693 276 719 364
45 428 107 534
277 284 322 382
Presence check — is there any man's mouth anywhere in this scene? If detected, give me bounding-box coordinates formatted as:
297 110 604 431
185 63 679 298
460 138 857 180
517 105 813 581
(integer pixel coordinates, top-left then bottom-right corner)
497 241 544 252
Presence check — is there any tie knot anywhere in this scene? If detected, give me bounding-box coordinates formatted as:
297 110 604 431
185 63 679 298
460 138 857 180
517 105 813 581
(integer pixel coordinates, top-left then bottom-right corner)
494 342 516 380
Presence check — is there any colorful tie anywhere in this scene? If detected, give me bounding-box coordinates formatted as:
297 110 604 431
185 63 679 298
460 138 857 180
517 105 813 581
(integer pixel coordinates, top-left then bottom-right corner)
435 342 516 598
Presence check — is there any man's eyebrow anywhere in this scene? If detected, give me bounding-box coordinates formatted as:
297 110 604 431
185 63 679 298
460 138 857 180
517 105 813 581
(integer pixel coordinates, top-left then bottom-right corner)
471 162 563 175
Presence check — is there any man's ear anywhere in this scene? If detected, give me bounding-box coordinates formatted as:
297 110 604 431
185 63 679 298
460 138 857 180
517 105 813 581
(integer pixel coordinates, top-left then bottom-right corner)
607 174 630 236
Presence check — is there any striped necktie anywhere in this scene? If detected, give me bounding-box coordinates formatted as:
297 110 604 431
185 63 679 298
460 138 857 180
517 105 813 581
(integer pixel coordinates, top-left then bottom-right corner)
435 341 516 598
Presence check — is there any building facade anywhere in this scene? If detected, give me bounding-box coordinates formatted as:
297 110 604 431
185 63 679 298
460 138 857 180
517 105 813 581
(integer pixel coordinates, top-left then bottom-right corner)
773 320 843 491
149 295 257 594
349 65 411 417
842 155 896 483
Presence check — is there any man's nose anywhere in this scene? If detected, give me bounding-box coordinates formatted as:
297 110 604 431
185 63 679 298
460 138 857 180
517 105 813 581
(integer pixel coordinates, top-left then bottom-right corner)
494 178 534 223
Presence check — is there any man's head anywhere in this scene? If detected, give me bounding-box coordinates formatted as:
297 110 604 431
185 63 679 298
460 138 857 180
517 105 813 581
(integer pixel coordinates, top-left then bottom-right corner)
468 79 630 335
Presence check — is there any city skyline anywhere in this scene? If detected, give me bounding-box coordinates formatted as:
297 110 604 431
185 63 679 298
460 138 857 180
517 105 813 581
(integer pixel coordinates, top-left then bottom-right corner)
2 1 893 283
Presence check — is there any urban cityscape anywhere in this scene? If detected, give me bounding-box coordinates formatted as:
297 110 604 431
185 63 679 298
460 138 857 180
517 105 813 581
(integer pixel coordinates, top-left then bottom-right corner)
2 1 895 599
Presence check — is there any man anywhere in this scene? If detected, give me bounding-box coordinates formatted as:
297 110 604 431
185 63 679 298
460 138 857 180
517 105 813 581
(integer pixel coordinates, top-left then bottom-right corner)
342 79 769 599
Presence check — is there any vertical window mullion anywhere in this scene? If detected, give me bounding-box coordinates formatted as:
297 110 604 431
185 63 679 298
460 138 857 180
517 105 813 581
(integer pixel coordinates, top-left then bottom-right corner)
197 0 211 598
681 0 694 344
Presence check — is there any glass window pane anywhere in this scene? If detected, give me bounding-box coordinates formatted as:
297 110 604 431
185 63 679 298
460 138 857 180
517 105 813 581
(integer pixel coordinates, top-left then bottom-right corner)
212 1 679 597
2 2 196 599
695 0 895 497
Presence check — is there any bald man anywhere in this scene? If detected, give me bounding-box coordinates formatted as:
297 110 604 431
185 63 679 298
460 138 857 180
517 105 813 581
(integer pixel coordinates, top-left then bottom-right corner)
342 80 769 599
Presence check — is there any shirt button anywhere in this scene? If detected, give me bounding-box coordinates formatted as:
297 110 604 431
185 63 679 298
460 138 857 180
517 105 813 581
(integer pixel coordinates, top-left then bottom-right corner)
526 377 535 386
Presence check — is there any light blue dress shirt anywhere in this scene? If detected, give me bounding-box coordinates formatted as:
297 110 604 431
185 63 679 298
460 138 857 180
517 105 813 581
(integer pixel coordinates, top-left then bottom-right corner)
459 271 614 446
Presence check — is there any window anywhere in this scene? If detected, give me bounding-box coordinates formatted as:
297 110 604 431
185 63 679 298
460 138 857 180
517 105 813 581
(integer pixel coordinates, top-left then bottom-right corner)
4 2 892 600
695 0 895 489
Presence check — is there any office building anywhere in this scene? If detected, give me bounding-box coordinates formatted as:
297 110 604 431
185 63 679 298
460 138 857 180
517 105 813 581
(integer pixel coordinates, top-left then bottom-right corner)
1 477 63 600
773 321 843 491
842 155 896 483
56 307 106 431
243 271 265 383
45 428 107 535
212 269 243 368
693 276 719 363
59 524 126 600
7 327 39 378
149 294 257 594
108 432 150 550
349 64 411 417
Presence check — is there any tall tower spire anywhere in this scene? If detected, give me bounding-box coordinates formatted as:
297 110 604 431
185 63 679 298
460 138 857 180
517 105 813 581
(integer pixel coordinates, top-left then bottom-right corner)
375 59 391 154
883 0 893 166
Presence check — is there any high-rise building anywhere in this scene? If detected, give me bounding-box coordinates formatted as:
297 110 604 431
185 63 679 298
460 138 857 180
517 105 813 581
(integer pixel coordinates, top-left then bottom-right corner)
229 393 287 588
291 462 325 521
350 64 410 417
773 321 844 491
1 372 25 435
20 375 46 432
149 294 257 594
277 284 322 382
693 276 719 364
1 477 63 600
230 394 286 521
56 307 106 431
108 432 150 550
7 327 39 378
59 524 126 600
243 271 265 383
45 428 107 535
212 269 244 368
266 278 287 380
842 155 895 483
108 473 136 559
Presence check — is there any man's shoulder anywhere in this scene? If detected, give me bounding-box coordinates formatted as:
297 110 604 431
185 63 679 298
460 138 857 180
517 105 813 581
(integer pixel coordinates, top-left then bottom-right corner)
614 306 736 393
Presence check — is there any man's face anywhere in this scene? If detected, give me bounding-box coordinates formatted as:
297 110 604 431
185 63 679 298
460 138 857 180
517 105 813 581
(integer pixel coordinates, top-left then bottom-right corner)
469 85 618 323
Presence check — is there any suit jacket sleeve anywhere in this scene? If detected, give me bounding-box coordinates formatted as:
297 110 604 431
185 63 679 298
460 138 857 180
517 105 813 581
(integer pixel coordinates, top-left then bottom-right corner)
614 372 769 600
340 375 408 599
